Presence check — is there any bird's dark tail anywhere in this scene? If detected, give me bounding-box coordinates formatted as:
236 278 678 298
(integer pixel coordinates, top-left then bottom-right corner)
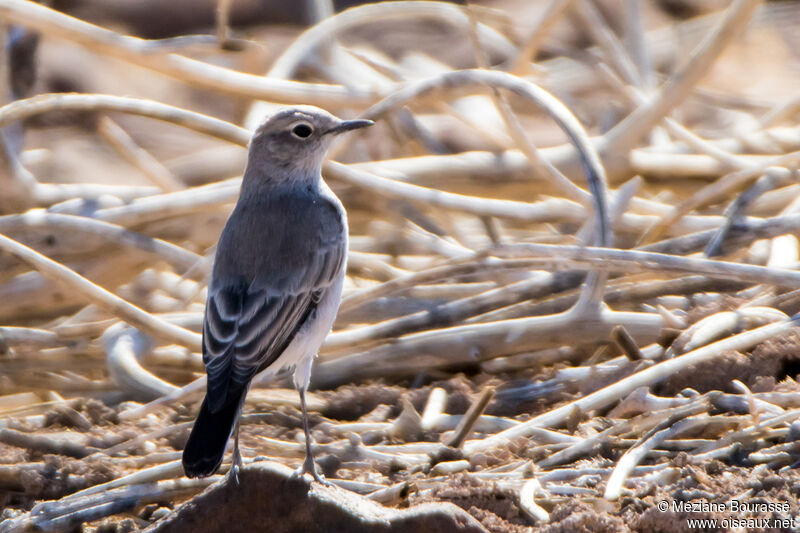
182 392 243 478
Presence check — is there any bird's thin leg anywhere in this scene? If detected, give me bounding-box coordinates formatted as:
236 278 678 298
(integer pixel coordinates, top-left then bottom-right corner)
298 386 329 485
227 417 242 485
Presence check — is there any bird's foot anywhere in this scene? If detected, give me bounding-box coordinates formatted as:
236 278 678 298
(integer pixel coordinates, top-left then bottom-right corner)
293 455 331 486
227 462 240 486
227 447 243 486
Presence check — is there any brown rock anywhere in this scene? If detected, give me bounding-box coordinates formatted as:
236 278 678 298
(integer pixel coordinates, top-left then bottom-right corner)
146 461 488 533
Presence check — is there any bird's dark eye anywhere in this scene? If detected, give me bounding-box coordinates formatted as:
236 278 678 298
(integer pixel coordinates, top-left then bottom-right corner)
291 124 313 139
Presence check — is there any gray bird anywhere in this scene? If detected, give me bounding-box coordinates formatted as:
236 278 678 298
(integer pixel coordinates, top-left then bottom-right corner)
182 106 372 483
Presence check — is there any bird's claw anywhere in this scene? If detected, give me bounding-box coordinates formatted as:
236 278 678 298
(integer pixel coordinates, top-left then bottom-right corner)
293 456 330 486
227 446 242 486
227 462 240 486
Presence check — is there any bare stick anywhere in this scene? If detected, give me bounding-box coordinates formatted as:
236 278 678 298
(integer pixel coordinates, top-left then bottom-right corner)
315 307 665 388
326 240 800 353
572 0 640 86
468 4 610 311
0 93 250 146
103 324 179 402
602 0 760 153
267 1 514 80
326 162 586 223
612 325 643 361
3 477 212 533
215 0 233 47
511 0 571 73
339 258 540 314
0 211 204 277
94 179 240 227
118 376 206 421
0 428 98 458
0 233 202 351
351 124 800 188
494 242 800 288
445 387 495 448
643 150 800 244
464 316 798 456
98 116 185 192
605 414 709 500
0 0 378 106
362 69 611 248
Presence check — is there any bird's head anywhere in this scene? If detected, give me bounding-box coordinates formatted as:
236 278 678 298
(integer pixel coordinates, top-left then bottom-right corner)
246 105 373 185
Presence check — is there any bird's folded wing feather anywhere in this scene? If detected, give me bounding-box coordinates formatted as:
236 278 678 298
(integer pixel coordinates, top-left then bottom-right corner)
202 225 345 413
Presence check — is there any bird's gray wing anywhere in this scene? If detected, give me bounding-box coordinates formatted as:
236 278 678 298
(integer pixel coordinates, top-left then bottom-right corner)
202 236 345 413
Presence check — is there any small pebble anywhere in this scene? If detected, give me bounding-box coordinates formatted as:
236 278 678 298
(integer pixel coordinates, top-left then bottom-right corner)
430 459 470 476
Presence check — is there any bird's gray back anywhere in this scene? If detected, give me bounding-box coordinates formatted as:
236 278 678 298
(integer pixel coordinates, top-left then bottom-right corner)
212 186 345 292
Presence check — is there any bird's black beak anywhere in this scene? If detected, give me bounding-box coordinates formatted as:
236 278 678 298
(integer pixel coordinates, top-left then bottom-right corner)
327 119 374 135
